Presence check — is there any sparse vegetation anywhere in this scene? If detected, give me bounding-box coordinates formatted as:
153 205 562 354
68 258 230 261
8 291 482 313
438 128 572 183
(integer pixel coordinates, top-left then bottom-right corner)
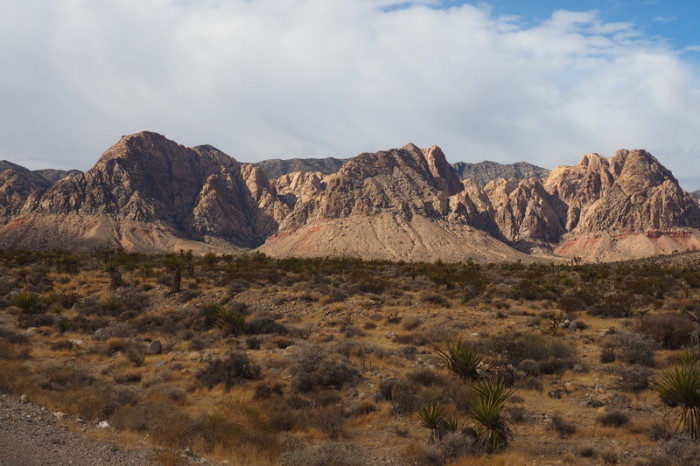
0 250 699 464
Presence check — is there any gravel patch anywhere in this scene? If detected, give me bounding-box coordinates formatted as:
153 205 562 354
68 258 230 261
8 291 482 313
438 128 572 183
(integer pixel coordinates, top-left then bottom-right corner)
0 394 157 466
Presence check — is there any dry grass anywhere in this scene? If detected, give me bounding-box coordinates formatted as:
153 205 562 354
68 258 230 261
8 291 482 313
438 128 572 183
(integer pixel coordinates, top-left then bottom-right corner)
0 250 699 463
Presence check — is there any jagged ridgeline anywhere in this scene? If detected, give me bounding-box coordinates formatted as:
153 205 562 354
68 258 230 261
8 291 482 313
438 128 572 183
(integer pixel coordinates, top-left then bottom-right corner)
0 131 698 262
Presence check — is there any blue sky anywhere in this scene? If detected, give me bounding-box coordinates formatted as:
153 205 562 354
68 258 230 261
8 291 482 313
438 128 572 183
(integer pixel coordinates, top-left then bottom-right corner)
1 0 699 190
482 1 699 49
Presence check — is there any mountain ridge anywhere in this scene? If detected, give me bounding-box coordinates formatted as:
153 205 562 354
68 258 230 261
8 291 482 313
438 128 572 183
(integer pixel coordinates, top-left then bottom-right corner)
0 131 697 262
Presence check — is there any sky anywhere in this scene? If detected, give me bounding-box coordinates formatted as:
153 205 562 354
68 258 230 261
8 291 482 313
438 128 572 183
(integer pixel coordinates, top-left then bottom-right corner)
1 0 700 190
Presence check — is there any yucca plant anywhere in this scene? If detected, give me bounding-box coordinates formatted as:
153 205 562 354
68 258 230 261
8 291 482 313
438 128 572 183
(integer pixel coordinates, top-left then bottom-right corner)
11 291 39 311
470 378 515 452
676 349 700 366
444 417 463 433
200 304 223 328
415 403 446 443
654 364 700 439
12 290 40 327
216 308 246 337
436 340 483 382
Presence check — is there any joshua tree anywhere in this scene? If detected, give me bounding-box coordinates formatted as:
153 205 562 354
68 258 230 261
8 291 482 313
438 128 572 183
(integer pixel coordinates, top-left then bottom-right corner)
163 255 186 293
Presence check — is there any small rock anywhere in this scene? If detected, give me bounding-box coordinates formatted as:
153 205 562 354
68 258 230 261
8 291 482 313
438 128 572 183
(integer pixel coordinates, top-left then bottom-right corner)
385 331 395 338
94 328 108 340
98 421 110 429
146 340 162 355
20 394 27 403
24 327 39 336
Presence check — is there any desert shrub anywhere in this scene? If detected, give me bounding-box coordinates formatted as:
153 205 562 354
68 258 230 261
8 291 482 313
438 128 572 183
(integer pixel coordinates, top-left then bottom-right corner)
402 441 448 466
103 337 127 355
187 335 212 351
253 381 284 401
507 406 527 423
600 346 616 363
420 293 451 308
313 406 347 439
402 316 422 331
550 413 576 437
246 318 287 335
66 384 135 421
0 328 28 345
377 378 419 415
280 441 365 466
0 360 29 393
110 400 192 444
490 332 576 374
196 352 260 390
579 446 597 458
407 368 443 387
145 383 187 403
70 316 110 334
264 396 309 432
115 288 150 312
639 314 696 349
648 439 700 466
113 371 142 384
25 313 54 327
289 345 359 393
557 294 586 313
614 332 657 367
649 423 672 441
615 365 652 392
601 449 619 464
99 295 123 315
588 293 633 318
341 325 364 338
245 336 262 350
126 342 145 366
38 362 94 390
597 410 630 427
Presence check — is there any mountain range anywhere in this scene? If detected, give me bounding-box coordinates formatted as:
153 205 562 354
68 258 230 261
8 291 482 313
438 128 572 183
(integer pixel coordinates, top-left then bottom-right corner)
0 131 698 262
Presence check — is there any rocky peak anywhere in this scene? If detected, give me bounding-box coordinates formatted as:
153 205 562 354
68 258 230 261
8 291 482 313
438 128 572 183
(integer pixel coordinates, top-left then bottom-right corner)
421 145 463 196
545 148 700 233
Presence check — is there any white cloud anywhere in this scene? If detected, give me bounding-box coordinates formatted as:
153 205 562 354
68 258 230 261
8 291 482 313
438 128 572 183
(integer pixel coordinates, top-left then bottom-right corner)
1 0 699 190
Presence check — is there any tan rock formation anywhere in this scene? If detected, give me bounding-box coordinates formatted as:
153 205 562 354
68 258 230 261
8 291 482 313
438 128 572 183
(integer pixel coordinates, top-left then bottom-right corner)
0 132 697 262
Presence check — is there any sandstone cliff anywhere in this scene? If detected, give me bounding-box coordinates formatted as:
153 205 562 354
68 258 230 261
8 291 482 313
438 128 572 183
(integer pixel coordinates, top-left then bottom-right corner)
0 132 697 262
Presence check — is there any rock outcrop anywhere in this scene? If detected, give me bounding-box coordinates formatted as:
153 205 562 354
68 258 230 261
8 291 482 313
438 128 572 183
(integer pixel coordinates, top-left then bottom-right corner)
452 160 549 185
254 157 347 180
0 132 698 262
